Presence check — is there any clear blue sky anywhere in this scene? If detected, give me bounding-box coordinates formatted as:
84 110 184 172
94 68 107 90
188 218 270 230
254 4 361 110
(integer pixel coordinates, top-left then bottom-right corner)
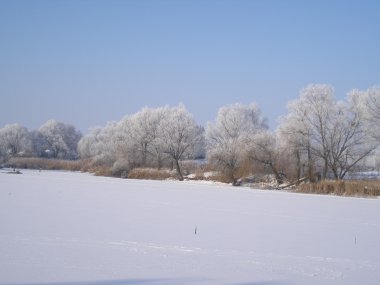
1 0 379 132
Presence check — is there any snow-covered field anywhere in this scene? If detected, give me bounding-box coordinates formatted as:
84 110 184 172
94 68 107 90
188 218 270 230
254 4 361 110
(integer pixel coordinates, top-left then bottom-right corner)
1 170 380 285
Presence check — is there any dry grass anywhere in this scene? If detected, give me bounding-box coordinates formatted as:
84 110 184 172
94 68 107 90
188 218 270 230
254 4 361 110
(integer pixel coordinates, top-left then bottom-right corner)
181 161 201 176
296 180 380 197
189 168 209 181
187 170 229 183
6 157 89 172
186 163 234 183
90 165 114 177
128 168 174 180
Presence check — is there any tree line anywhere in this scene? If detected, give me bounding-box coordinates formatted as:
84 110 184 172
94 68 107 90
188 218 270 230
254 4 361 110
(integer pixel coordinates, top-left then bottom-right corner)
1 84 380 183
0 120 82 161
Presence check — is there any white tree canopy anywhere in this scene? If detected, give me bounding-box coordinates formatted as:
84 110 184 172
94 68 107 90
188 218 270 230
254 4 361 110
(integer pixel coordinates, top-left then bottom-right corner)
158 104 203 180
279 84 379 180
38 120 82 159
206 103 267 184
0 124 31 160
77 105 204 179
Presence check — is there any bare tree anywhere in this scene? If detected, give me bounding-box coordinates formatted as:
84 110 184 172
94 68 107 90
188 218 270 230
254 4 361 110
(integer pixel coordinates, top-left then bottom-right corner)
248 131 285 184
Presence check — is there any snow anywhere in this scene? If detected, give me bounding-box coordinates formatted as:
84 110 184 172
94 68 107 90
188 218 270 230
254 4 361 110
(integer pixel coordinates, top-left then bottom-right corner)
1 169 380 285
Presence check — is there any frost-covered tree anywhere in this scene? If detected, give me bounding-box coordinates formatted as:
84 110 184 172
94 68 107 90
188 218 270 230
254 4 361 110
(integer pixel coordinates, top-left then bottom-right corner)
325 92 377 179
192 125 206 159
365 86 380 122
278 88 327 182
112 115 140 170
280 84 379 180
0 124 31 161
288 84 335 179
78 105 204 178
357 86 380 140
248 131 284 184
77 127 103 159
158 104 203 180
206 103 267 184
127 107 167 167
78 123 119 166
278 114 311 181
29 130 48 158
38 120 82 159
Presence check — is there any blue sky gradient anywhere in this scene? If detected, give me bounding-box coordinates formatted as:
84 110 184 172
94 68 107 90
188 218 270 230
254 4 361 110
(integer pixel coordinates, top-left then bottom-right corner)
1 0 379 132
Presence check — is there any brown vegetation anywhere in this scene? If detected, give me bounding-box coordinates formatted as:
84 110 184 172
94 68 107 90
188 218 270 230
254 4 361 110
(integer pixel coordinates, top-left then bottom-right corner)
295 180 380 197
6 157 89 172
89 165 114 177
127 168 174 180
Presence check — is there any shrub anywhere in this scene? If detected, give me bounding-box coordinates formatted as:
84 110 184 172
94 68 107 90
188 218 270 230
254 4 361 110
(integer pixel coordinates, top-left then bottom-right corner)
111 159 131 177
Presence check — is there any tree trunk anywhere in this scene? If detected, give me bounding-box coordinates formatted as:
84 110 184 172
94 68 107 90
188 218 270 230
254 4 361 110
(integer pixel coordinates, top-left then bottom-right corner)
156 154 162 170
174 159 183 181
295 150 301 180
270 163 284 184
331 163 339 180
322 157 328 180
307 146 315 182
141 143 147 166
